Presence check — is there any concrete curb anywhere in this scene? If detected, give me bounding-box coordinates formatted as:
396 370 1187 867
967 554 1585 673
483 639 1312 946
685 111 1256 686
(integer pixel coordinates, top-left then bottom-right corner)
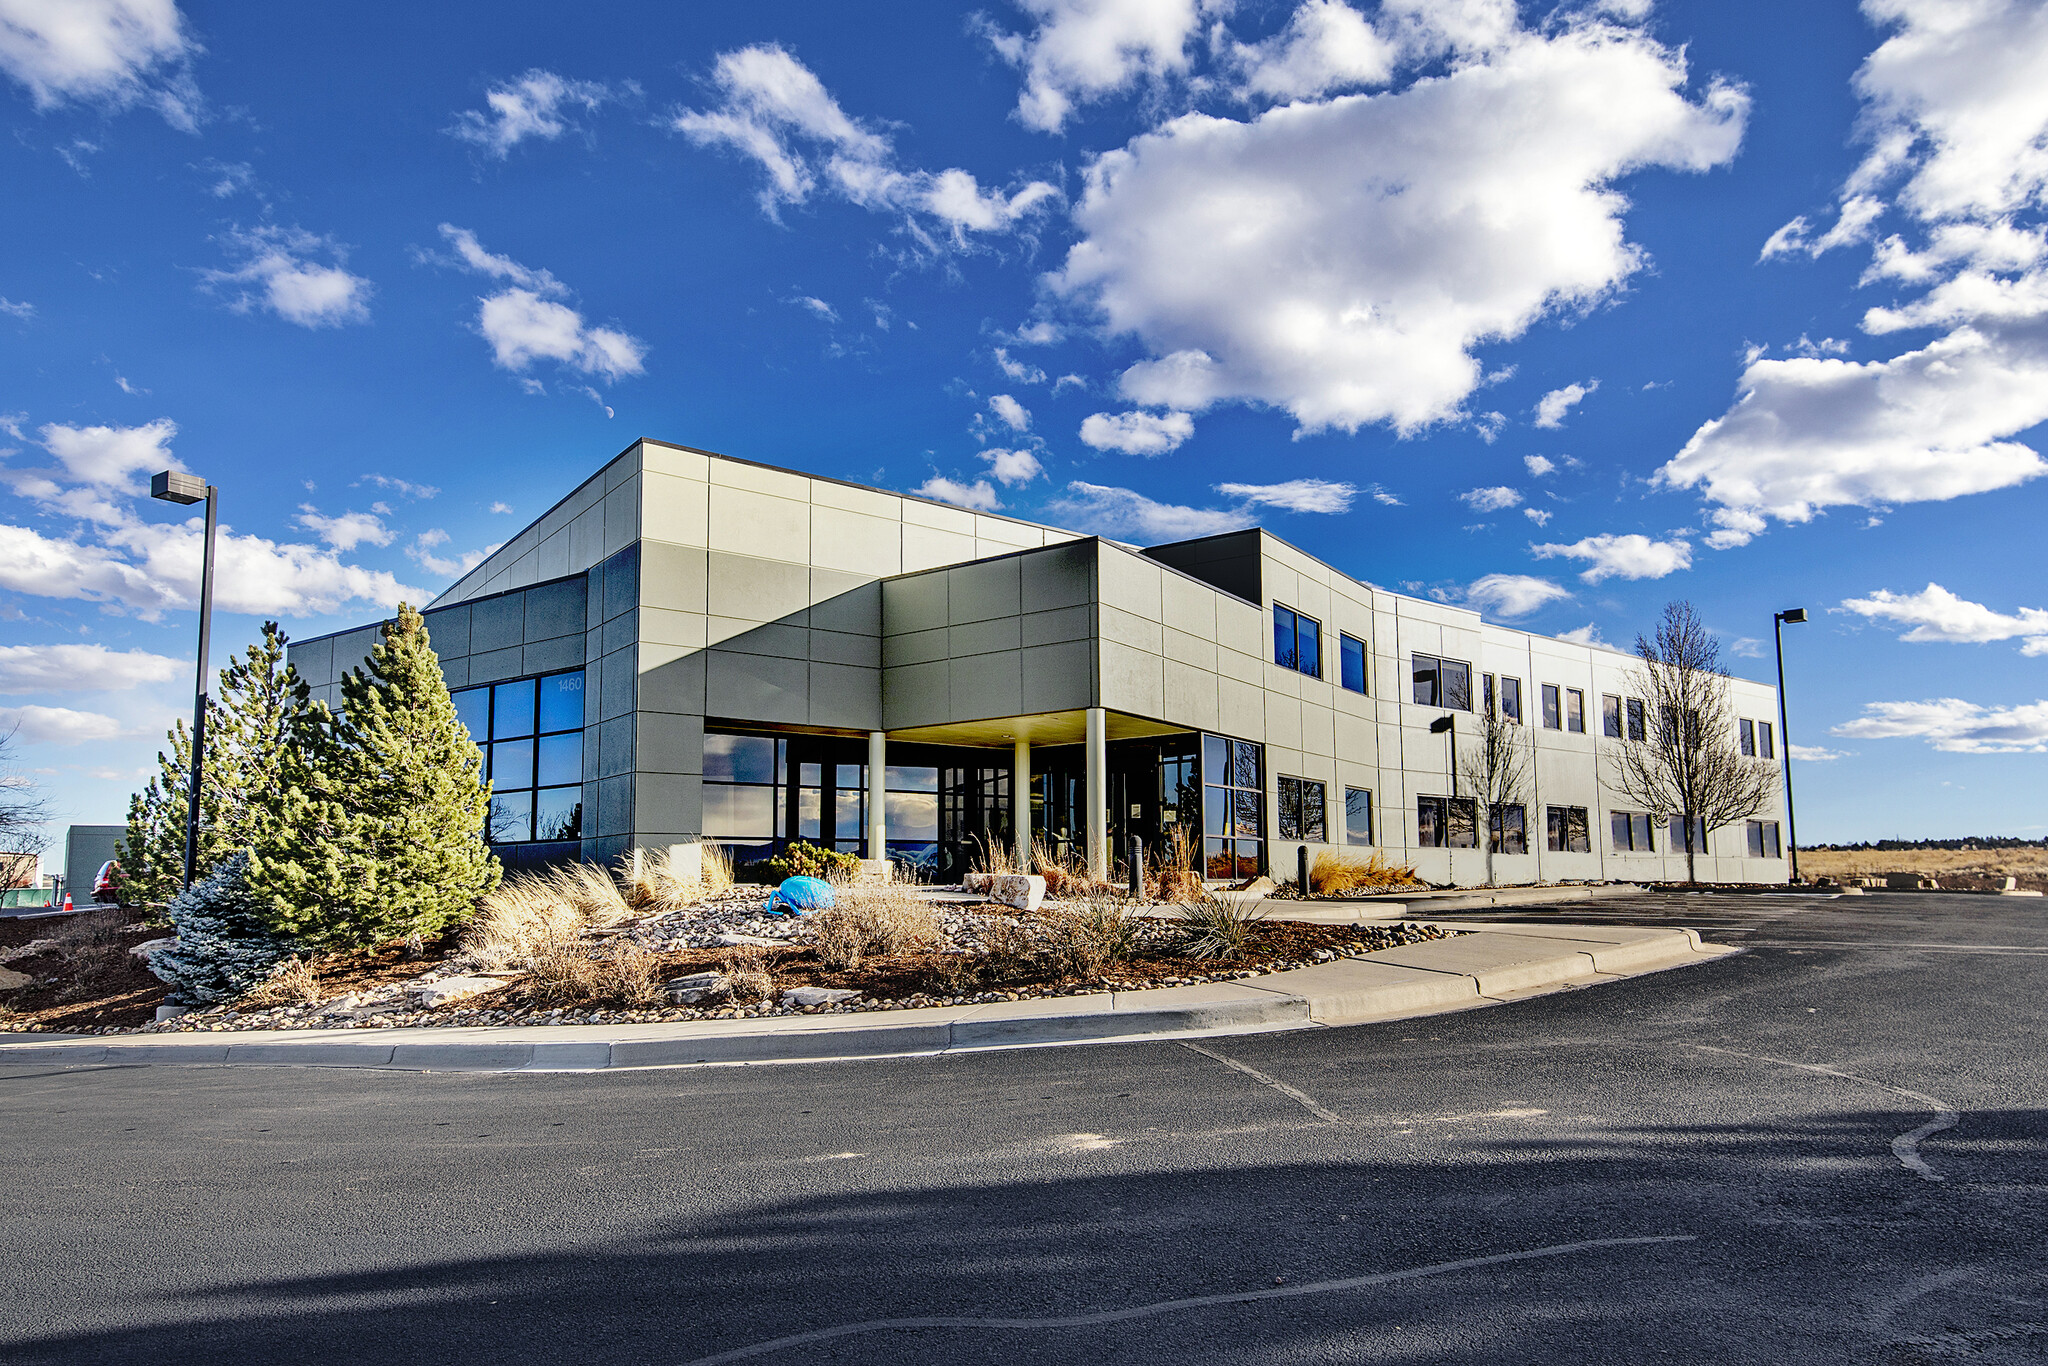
0 922 1727 1073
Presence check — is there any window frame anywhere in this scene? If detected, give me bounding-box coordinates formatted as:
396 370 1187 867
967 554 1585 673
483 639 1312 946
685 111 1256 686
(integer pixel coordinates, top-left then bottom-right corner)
1417 794 1479 849
1627 697 1647 742
1277 775 1328 842
1565 687 1586 733
1500 676 1523 724
1545 804 1591 853
1343 786 1374 845
1602 693 1623 738
1541 683 1562 730
1739 718 1756 756
1412 653 1473 710
454 668 586 846
1489 802 1526 855
1338 633 1368 695
1273 604 1322 678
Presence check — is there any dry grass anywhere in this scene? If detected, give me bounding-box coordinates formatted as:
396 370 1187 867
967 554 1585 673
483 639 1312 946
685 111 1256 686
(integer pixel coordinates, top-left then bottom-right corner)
461 872 586 969
238 955 323 1008
969 835 1020 878
619 844 733 911
525 935 666 1007
1044 889 1142 976
718 947 774 1004
812 883 942 970
698 843 735 896
1310 849 1423 897
1801 847 2048 884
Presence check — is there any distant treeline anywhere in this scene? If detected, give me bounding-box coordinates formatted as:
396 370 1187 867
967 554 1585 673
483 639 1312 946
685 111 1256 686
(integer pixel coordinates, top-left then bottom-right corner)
1810 837 2048 851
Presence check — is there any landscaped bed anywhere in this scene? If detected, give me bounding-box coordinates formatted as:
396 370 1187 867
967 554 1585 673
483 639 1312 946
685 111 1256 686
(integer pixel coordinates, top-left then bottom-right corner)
3 877 1462 1036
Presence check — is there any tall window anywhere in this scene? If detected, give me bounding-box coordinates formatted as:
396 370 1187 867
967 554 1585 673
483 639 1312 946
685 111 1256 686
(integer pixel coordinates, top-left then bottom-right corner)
1273 605 1321 678
1339 633 1368 694
1746 820 1783 858
1602 694 1623 738
1417 795 1478 848
702 732 786 860
1627 698 1647 741
1739 718 1755 756
1203 734 1265 880
1345 787 1374 844
1757 720 1774 759
1489 804 1526 855
1277 776 1327 841
1566 688 1586 733
1541 683 1562 729
1610 811 1655 852
453 670 585 845
1667 815 1708 853
1412 653 1472 709
1500 676 1523 723
1546 805 1591 852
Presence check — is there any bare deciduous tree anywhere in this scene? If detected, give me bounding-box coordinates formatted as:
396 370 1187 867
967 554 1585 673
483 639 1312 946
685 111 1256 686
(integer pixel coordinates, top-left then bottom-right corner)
1607 601 1780 885
0 723 52 869
1457 692 1534 888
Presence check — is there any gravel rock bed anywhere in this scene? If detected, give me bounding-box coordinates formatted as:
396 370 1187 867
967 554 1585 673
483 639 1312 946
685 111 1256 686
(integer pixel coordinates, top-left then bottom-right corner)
73 897 1464 1037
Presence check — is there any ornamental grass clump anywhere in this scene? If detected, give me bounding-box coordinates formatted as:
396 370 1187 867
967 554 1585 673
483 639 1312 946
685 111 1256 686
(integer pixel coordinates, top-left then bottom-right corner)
1171 894 1267 961
1310 850 1423 896
1044 888 1141 977
526 935 666 1008
811 884 941 970
238 955 323 1009
460 871 584 969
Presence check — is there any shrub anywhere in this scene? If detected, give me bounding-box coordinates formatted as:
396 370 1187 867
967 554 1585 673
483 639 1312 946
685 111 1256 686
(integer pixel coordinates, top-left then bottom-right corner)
1310 850 1423 896
759 840 864 883
526 936 666 1007
719 948 774 1003
1045 890 1141 977
150 852 303 1005
460 871 584 969
1171 895 1266 961
239 956 323 1008
811 884 940 969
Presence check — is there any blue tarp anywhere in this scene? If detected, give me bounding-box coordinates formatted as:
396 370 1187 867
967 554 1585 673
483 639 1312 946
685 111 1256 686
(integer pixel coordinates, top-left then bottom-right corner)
766 875 835 916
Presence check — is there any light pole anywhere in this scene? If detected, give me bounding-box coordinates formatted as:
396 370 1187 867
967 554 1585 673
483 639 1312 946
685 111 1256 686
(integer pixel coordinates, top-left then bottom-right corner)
1429 714 1457 849
1773 607 1807 884
151 470 217 890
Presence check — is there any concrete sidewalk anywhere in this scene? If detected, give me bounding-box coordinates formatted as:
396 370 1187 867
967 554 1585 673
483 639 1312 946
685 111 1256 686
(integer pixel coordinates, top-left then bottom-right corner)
0 920 1731 1073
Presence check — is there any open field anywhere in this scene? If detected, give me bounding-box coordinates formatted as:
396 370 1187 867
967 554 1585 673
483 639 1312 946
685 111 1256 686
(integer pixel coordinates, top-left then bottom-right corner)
1801 846 2048 890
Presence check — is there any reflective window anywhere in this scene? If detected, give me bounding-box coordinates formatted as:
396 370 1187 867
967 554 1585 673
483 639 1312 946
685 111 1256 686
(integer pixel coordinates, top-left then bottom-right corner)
1501 677 1522 723
1345 787 1373 845
1546 805 1591 853
703 732 787 842
1627 698 1646 742
1565 688 1586 733
537 672 584 733
1204 735 1265 880
1668 815 1709 853
1490 804 1526 855
1541 683 1562 730
453 669 585 845
1273 604 1322 678
1277 777 1326 841
1603 694 1624 738
1414 654 1472 709
1740 718 1756 756
491 680 535 739
1340 634 1367 694
1418 796 1478 848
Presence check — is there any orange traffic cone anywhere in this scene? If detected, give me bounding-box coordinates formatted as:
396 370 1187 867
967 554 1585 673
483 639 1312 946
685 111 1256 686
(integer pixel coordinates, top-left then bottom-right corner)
62 893 73 913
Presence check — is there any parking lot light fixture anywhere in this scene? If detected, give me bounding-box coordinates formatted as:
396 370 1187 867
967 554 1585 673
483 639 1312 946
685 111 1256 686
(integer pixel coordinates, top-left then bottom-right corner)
1773 608 1807 883
151 469 218 890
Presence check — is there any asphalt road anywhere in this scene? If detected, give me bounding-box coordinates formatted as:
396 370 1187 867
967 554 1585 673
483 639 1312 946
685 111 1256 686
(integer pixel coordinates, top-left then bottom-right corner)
3 890 2043 1364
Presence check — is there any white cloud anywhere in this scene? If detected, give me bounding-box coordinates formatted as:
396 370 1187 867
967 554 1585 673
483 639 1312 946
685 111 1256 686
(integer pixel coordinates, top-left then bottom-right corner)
792 295 837 323
1834 697 2048 754
0 297 32 319
912 475 1002 512
1523 507 1552 526
1729 636 1764 658
37 417 177 487
200 225 372 328
1050 11 1746 435
195 157 251 198
994 347 1048 384
1522 453 1555 476
1790 743 1850 762
984 0 1203 134
1046 480 1243 541
1556 623 1612 648
1078 408 1193 455
0 0 200 129
981 448 1045 487
1840 582 2048 654
448 70 613 157
1460 485 1521 513
1225 0 1397 102
1214 478 1357 514
488 501 514 515
1666 0 2048 547
1531 532 1692 583
1657 328 2048 547
436 225 646 383
1533 379 1597 428
294 505 392 552
0 704 125 745
406 529 497 581
357 473 438 500
673 43 1058 242
989 394 1032 431
0 643 181 693
1465 572 1570 620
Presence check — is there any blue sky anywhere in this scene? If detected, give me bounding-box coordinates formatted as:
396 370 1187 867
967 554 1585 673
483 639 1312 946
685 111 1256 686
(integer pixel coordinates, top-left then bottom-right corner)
3 0 2045 855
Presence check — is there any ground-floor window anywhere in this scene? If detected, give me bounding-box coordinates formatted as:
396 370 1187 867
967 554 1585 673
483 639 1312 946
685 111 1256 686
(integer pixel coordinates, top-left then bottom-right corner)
1667 815 1709 853
1489 803 1526 855
1610 810 1656 852
1418 795 1478 848
1344 787 1373 844
1547 805 1591 853
454 669 585 845
1746 819 1783 858
1277 776 1327 841
1203 734 1264 880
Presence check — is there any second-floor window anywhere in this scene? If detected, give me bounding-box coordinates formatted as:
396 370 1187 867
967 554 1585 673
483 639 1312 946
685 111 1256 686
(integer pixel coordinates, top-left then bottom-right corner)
1413 653 1472 709
1274 604 1322 678
1339 633 1367 694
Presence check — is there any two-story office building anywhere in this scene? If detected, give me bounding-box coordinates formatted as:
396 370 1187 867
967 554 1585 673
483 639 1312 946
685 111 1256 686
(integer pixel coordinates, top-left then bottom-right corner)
290 439 1790 886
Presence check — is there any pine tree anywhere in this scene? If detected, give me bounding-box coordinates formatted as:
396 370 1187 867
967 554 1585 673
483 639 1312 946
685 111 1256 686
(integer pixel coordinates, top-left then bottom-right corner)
119 623 325 906
262 604 497 947
150 851 300 1004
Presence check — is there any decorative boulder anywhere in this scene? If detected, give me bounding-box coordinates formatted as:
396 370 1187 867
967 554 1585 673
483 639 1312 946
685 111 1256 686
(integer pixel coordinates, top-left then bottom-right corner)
767 876 835 916
410 975 509 1009
782 986 861 1007
664 971 727 1004
990 874 1045 912
962 872 995 894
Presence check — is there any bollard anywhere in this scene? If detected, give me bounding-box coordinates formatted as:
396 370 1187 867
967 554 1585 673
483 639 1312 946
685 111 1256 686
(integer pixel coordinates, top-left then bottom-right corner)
1297 844 1310 896
1128 834 1143 898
